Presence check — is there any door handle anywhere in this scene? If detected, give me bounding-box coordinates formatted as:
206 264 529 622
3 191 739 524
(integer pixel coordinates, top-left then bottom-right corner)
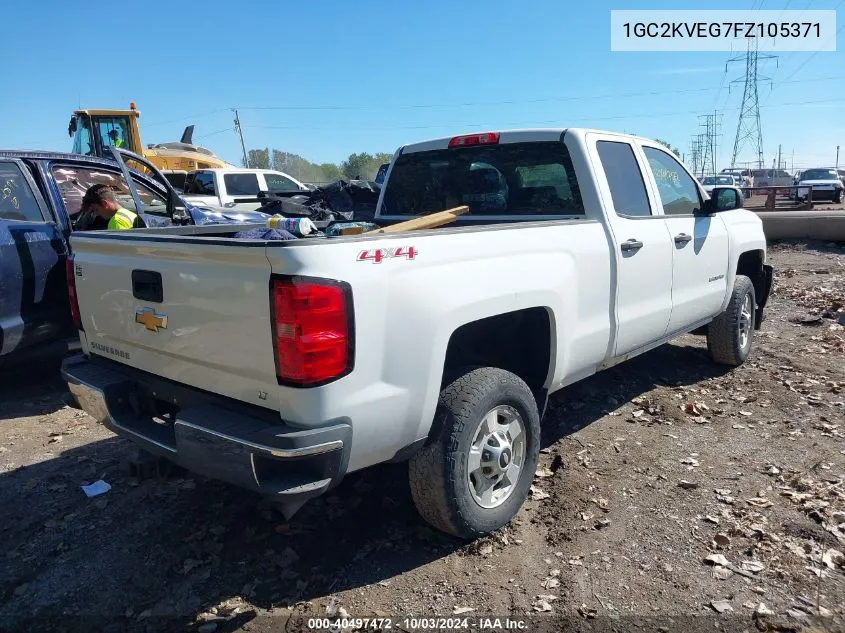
674 233 692 245
620 239 644 252
132 270 163 303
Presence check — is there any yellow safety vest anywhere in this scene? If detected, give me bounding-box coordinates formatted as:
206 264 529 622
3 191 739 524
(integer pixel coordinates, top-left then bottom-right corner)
108 207 138 230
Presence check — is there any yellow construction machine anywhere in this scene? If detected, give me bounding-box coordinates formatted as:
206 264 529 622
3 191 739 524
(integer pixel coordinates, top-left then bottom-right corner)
67 103 233 171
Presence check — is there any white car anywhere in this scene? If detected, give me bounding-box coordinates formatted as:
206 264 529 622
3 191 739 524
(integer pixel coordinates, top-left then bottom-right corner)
700 175 738 194
62 128 772 538
181 168 310 211
794 168 844 203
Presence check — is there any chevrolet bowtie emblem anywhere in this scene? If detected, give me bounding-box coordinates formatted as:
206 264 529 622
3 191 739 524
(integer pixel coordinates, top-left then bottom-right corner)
135 307 167 332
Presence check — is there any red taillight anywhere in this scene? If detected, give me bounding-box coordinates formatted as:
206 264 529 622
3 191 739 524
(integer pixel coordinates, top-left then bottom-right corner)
271 277 353 386
65 256 83 331
448 132 500 148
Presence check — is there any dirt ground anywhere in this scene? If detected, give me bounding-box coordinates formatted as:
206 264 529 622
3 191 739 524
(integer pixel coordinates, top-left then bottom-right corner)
1 241 844 633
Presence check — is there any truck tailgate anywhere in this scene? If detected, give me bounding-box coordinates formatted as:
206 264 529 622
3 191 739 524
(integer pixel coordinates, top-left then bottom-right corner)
70 235 279 410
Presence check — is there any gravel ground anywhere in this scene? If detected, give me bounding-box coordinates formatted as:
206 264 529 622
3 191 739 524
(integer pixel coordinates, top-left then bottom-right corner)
0 241 843 633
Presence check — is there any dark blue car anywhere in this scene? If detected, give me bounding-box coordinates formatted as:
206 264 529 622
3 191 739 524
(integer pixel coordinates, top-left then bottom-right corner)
0 148 268 364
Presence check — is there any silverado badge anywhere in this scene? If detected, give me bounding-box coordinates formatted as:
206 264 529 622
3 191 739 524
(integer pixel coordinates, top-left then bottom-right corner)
135 307 167 333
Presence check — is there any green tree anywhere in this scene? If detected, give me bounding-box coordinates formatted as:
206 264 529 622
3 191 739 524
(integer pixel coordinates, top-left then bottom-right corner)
341 152 374 180
341 152 394 180
245 148 392 183
654 138 681 157
319 162 343 182
246 148 270 169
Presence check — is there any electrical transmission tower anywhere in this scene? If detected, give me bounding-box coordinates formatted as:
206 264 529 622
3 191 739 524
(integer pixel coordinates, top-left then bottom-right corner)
698 112 722 179
688 135 702 176
727 37 776 169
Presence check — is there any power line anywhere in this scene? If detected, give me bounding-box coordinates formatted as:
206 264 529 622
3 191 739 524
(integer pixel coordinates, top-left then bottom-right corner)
780 22 845 82
765 0 835 86
142 109 230 129
238 86 719 111
230 74 844 115
195 128 234 139
240 96 845 133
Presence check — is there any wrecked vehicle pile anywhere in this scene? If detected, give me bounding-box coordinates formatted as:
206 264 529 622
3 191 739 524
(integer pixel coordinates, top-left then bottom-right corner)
253 178 382 225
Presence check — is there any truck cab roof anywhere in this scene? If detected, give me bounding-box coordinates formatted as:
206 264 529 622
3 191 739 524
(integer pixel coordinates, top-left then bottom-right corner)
398 128 655 154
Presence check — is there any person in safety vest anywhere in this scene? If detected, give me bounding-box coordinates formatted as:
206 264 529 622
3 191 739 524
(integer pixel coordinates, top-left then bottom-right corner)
80 184 141 230
107 129 125 148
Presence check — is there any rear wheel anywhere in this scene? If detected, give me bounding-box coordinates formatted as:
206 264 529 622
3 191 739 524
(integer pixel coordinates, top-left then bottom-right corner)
409 367 540 539
707 275 756 366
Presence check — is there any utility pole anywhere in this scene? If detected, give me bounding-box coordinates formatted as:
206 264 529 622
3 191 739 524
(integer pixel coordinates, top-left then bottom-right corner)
727 37 777 169
232 108 249 168
777 144 782 170
837 145 840 170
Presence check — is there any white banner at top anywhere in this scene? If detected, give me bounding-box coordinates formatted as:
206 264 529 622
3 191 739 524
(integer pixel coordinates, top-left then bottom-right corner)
610 10 836 52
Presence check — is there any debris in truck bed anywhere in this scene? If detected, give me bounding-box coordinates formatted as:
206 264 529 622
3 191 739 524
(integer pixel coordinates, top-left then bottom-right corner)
324 222 379 237
367 205 469 234
258 179 381 223
233 227 298 241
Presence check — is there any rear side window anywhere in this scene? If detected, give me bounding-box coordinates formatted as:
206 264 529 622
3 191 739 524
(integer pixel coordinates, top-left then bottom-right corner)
380 141 584 217
596 141 651 217
224 173 260 196
264 173 300 192
0 162 44 222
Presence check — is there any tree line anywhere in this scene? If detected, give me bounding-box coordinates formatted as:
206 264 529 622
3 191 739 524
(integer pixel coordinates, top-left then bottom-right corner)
245 148 393 184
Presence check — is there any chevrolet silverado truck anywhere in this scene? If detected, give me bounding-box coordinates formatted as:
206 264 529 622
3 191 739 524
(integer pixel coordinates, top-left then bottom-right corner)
62 129 773 538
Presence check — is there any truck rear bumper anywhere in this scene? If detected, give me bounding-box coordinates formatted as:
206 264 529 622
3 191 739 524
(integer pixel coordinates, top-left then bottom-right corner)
61 355 351 510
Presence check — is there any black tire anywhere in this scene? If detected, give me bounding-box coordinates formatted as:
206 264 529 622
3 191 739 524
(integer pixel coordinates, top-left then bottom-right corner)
707 275 756 366
409 367 540 539
834 189 842 204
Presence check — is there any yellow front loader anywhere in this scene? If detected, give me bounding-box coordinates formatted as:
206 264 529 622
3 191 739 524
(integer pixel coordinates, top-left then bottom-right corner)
68 103 233 171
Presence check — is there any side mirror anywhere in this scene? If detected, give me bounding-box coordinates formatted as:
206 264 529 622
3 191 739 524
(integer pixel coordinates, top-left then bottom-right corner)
168 188 189 224
703 186 743 214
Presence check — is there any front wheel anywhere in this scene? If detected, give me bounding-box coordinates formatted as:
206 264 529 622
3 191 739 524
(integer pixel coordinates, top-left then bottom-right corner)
707 275 756 366
409 367 541 539
834 189 842 204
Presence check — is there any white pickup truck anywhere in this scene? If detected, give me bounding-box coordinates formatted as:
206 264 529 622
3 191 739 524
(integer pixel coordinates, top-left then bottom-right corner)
181 167 309 211
62 128 773 539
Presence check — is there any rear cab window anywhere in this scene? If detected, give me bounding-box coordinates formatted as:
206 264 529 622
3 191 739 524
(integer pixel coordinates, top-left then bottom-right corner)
380 141 584 218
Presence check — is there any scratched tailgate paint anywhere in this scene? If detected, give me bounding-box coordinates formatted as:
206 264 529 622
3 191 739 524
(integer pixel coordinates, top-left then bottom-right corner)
71 235 279 410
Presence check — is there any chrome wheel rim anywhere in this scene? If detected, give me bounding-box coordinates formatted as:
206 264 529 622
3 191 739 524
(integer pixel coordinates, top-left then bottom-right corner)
466 405 526 509
739 293 753 349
